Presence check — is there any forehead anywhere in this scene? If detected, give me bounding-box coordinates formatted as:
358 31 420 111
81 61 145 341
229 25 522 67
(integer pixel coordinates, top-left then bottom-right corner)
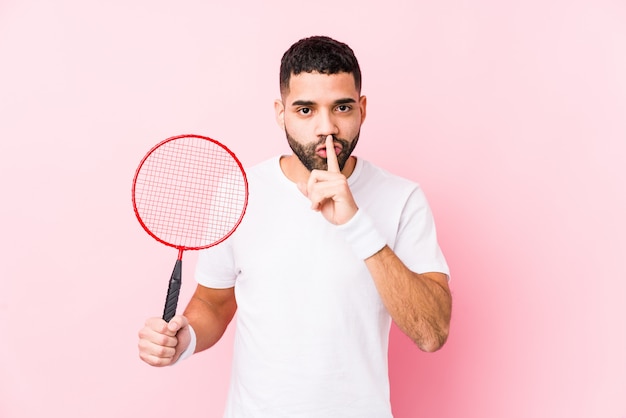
284 72 359 103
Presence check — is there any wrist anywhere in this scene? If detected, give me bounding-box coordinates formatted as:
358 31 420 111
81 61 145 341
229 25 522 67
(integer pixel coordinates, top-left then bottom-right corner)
337 209 386 260
171 324 196 366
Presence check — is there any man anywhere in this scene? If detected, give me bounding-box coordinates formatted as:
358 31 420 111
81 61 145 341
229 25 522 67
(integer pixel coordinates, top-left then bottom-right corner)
138 35 452 417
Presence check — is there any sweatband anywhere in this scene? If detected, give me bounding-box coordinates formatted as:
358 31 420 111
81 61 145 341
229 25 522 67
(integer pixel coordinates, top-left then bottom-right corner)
337 209 387 260
171 324 196 366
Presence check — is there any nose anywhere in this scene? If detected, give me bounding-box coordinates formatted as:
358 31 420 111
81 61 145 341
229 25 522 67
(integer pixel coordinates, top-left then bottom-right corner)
315 109 339 137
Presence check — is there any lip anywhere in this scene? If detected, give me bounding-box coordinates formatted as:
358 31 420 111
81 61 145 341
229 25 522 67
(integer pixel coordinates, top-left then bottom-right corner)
315 143 342 158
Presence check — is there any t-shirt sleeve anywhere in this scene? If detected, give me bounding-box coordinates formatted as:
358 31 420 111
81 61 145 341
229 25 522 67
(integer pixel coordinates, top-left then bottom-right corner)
394 187 450 277
194 236 238 288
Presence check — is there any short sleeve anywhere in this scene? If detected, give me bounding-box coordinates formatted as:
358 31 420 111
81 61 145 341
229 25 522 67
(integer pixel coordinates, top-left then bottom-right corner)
393 188 450 277
195 236 238 288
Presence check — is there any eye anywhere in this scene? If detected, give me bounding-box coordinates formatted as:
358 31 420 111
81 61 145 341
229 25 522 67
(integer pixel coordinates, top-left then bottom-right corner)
336 104 351 113
297 107 312 115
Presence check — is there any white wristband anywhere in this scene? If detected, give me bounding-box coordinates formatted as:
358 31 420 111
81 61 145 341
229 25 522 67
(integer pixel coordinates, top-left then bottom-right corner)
337 209 387 260
171 324 196 366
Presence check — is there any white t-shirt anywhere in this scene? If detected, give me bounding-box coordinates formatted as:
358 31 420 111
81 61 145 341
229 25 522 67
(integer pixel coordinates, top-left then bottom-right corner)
196 156 449 418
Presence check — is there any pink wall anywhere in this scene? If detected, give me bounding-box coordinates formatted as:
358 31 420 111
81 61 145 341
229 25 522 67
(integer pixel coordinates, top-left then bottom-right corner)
1 1 624 417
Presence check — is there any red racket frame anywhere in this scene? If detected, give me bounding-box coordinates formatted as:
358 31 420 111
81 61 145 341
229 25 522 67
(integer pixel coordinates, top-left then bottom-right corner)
132 134 248 321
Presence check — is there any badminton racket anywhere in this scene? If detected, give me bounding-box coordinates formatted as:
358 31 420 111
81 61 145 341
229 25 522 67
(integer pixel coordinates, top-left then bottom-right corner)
132 134 248 322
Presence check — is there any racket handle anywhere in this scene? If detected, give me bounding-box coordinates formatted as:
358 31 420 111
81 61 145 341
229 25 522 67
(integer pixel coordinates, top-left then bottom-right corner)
162 259 182 322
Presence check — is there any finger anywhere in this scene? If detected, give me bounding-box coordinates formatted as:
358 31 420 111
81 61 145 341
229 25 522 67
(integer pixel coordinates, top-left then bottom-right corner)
296 181 308 198
138 325 178 348
325 135 340 173
140 353 173 367
138 336 177 356
306 176 346 211
144 317 171 335
138 341 177 367
305 169 332 210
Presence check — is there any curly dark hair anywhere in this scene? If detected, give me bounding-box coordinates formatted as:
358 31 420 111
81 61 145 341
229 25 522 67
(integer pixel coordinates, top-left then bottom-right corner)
279 36 362 96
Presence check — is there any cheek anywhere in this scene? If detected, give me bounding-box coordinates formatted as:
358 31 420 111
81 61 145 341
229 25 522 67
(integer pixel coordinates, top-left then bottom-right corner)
341 119 362 138
284 118 310 138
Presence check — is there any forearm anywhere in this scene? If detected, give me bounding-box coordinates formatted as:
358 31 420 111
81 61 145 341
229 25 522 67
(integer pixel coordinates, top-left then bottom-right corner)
183 287 237 353
365 246 452 352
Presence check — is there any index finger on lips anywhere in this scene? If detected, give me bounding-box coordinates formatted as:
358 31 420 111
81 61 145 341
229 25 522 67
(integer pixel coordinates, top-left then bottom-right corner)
325 135 340 173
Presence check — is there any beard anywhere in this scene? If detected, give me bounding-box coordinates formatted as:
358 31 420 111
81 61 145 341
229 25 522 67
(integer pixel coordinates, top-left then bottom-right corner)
285 129 360 172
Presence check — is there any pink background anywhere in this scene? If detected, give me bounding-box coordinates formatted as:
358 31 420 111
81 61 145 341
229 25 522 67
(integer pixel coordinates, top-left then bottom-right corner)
1 1 625 417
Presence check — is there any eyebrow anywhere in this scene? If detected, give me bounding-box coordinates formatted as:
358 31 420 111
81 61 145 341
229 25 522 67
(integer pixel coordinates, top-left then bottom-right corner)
290 98 357 107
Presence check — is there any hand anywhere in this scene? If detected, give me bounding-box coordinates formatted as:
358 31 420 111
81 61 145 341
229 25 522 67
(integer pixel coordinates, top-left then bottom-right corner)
298 135 358 225
138 315 191 367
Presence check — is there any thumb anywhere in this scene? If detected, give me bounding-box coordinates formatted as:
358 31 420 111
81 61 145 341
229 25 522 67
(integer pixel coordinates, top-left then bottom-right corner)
166 315 189 335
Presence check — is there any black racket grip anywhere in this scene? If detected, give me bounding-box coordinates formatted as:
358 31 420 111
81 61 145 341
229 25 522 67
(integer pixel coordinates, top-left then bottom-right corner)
162 259 182 322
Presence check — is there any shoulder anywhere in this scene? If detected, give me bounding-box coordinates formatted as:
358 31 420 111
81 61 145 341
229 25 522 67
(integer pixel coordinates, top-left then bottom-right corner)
246 156 281 177
350 158 434 220
243 156 287 188
241 156 297 207
353 158 420 196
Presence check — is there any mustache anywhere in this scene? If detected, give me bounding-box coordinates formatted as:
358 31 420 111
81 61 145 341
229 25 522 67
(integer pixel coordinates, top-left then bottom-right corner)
315 135 349 149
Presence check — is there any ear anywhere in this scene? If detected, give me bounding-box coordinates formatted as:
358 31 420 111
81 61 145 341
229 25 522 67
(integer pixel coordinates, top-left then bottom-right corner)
274 99 285 129
359 95 367 124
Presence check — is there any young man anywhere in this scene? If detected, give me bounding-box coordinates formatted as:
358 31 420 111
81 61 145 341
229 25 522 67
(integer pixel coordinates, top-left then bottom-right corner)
138 36 452 417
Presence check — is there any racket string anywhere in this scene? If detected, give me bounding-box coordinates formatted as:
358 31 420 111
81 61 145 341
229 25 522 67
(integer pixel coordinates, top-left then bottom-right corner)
134 136 247 249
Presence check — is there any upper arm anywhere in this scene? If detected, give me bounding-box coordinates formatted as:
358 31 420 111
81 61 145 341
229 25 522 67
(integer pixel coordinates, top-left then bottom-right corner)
393 188 450 277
